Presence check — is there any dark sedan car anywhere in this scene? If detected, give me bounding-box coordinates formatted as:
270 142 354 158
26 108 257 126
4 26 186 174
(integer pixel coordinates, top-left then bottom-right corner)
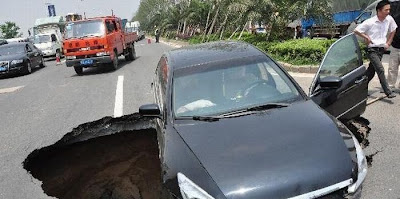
0 42 45 76
139 33 368 199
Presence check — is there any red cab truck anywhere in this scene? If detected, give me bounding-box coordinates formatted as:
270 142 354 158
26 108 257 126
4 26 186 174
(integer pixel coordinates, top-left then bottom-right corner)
63 16 137 74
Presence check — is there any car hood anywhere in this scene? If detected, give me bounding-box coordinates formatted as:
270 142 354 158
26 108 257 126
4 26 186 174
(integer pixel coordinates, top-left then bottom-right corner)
34 42 52 50
174 100 354 199
0 54 25 61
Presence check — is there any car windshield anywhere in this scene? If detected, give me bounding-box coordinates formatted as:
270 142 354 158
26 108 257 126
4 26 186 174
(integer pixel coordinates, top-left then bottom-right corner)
173 56 303 118
33 35 51 44
0 45 25 56
65 20 105 39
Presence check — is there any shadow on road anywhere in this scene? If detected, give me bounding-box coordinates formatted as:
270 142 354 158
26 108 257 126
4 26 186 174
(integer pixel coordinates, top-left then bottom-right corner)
70 56 141 77
0 65 47 80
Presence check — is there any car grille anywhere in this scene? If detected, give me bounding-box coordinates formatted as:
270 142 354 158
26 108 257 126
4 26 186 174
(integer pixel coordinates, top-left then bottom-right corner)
66 45 104 53
76 54 97 59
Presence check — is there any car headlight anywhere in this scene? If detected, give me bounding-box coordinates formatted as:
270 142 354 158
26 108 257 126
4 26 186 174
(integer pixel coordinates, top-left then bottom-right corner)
66 56 76 60
11 60 23 65
178 173 215 199
347 134 367 193
96 51 110 56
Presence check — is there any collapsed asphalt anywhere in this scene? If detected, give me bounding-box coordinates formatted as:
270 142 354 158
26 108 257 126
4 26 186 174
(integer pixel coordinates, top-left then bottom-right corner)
22 113 372 199
23 113 163 199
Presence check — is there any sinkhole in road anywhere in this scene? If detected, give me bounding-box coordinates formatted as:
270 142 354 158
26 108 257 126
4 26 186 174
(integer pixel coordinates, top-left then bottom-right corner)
23 113 163 199
344 117 374 166
22 113 373 199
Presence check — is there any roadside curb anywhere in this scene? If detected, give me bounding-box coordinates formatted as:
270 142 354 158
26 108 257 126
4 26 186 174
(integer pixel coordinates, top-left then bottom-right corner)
147 36 188 48
277 62 319 74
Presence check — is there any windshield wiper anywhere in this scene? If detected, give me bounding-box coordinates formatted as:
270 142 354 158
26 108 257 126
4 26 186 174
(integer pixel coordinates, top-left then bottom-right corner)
192 116 222 122
246 103 289 111
221 103 290 117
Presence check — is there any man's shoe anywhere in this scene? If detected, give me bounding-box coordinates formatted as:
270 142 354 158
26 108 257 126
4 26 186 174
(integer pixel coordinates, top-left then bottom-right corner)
387 93 396 98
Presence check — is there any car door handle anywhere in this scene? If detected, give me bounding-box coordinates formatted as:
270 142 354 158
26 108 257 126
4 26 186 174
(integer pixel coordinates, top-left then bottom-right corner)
355 76 366 84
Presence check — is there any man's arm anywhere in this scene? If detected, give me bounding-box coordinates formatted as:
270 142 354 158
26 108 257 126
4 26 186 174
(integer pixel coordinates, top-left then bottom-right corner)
354 30 373 45
386 30 397 49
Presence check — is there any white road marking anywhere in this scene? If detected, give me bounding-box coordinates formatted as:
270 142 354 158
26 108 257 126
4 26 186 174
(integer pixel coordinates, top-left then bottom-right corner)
0 86 24 94
114 76 124 117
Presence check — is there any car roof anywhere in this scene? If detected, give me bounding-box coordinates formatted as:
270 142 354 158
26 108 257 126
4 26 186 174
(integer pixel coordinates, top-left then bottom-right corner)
0 42 28 48
166 41 266 70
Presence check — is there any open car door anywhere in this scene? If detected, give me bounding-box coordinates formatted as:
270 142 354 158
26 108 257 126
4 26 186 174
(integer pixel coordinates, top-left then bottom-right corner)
309 33 368 120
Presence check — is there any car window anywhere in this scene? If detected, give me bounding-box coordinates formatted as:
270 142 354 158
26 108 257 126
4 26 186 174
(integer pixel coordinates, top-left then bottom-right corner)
105 20 115 34
319 35 360 78
51 34 57 42
26 44 32 52
173 56 302 117
113 21 118 31
28 43 36 51
0 45 25 55
356 11 372 24
65 20 105 39
33 35 51 44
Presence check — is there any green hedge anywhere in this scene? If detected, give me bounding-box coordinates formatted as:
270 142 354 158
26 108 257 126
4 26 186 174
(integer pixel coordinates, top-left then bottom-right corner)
185 34 356 65
268 39 336 65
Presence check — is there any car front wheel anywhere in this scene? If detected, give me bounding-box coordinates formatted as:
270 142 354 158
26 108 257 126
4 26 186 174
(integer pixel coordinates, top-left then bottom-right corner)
24 61 32 74
39 57 45 68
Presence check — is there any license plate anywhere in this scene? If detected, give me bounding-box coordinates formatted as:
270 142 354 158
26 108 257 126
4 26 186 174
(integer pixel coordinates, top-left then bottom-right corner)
80 59 93 65
0 66 6 72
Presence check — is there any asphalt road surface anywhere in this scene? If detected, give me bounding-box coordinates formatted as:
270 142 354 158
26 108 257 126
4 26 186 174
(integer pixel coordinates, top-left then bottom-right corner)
0 39 399 198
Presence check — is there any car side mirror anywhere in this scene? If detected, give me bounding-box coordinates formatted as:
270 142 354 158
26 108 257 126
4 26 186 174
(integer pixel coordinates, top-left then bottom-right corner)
319 76 342 89
139 104 161 117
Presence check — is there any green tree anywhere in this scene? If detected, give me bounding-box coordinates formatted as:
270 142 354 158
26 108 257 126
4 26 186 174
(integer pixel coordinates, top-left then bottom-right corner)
0 21 22 39
133 0 333 41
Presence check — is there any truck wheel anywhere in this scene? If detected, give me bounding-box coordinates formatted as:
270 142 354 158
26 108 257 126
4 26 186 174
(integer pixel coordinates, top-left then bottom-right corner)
74 66 83 75
125 44 136 61
127 44 136 61
111 50 119 70
125 44 133 61
131 45 136 60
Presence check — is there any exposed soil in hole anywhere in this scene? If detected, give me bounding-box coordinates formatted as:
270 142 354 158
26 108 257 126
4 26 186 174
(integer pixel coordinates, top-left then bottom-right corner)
344 117 371 149
23 113 163 199
343 116 376 167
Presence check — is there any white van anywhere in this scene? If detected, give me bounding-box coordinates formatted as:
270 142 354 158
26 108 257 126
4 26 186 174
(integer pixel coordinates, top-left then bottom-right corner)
126 21 145 41
32 31 62 58
32 16 65 57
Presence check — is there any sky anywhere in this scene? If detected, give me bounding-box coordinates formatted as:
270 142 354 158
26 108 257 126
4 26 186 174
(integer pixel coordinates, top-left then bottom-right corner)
0 0 141 37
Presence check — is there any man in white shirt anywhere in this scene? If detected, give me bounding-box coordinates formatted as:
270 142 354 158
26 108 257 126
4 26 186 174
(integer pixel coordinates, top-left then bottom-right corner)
388 13 400 90
354 0 397 98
